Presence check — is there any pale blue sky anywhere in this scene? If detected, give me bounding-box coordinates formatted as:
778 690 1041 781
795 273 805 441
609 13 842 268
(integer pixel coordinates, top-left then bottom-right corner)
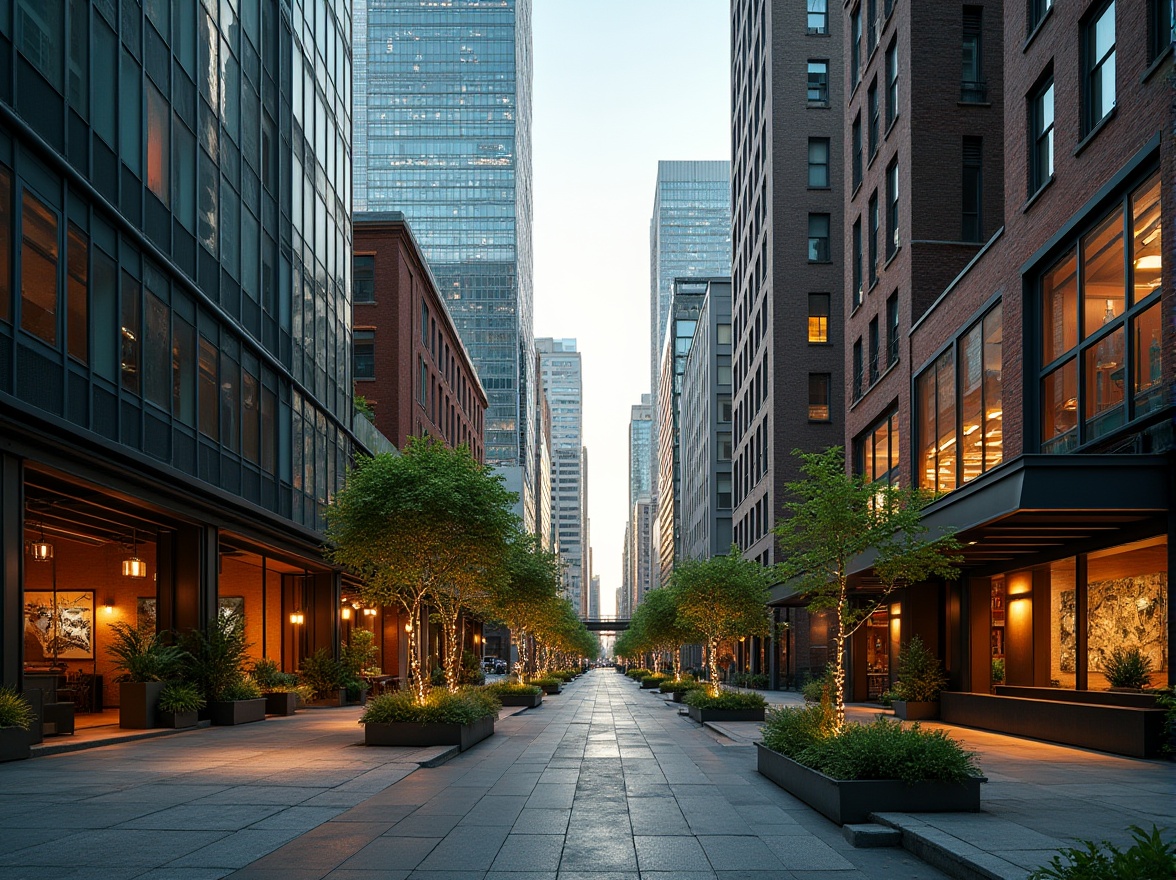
532 1 730 614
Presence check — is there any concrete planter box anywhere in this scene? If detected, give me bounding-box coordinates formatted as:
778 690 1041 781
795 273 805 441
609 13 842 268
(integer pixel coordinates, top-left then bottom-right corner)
686 705 765 724
0 727 30 763
158 710 200 729
671 692 685 703
497 693 543 708
305 689 347 707
892 700 940 721
538 683 562 695
364 715 495 751
347 687 369 706
264 692 298 716
756 744 984 825
640 679 665 689
120 681 165 729
208 699 267 726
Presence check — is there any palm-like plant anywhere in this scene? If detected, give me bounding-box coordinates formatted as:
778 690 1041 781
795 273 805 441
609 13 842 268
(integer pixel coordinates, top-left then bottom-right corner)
105 622 187 682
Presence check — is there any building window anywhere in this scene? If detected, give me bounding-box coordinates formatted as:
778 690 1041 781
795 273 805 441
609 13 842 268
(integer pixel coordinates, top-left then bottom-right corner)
852 219 863 309
868 80 879 157
1039 172 1163 451
807 60 829 104
808 0 828 34
808 374 831 421
852 338 863 402
20 190 58 346
198 336 218 439
808 138 830 188
858 410 900 485
0 168 10 324
354 329 375 379
916 301 1003 491
852 114 863 189
16 0 62 90
717 474 732 509
718 432 733 460
354 255 375 303
868 317 880 385
886 292 899 366
868 192 879 286
717 322 732 344
1148 0 1174 62
717 363 733 386
421 301 429 348
418 355 427 405
1083 1 1116 134
886 40 898 127
1030 0 1053 32
867 0 878 53
146 85 170 206
958 137 984 242
886 160 900 257
66 225 87 364
851 8 862 84
808 214 831 263
808 293 830 343
961 7 986 102
1030 79 1054 196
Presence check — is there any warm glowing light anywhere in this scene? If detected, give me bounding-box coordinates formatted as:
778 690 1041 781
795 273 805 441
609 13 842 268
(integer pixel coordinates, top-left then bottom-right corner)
29 541 53 562
474 633 481 643
404 621 413 633
890 603 902 617
289 611 305 625
122 557 147 578
341 606 352 620
1135 254 1162 271
103 599 115 614
363 607 377 617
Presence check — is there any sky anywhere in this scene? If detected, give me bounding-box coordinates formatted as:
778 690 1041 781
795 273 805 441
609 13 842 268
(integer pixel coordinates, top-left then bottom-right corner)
531 2 730 616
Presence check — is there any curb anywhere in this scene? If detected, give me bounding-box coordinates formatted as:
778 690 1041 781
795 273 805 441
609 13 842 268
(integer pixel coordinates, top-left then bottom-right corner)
870 813 1031 880
31 721 213 757
418 745 463 768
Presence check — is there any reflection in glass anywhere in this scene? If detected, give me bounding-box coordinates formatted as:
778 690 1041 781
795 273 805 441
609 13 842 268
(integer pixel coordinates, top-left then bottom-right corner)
66 225 88 363
982 305 1002 469
935 350 956 491
1081 209 1124 340
198 337 218 439
1085 325 1124 440
1133 304 1163 416
960 322 983 483
1042 358 1077 451
20 191 59 345
1131 173 1162 302
120 273 140 394
1042 250 1077 364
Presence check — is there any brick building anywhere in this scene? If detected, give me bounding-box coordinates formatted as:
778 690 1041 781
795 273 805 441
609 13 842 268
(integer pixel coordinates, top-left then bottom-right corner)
352 213 487 463
838 0 1173 756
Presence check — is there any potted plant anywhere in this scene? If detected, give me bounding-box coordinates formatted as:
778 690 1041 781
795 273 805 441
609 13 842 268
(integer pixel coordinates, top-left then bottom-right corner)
527 675 562 695
891 637 948 720
756 703 985 825
299 648 347 706
684 687 768 723
640 673 672 690
360 688 500 750
991 657 1005 686
0 687 33 763
341 630 381 705
208 678 266 725
157 682 205 729
106 621 187 729
251 659 299 716
184 611 266 725
660 679 703 703
1102 646 1153 692
484 681 543 708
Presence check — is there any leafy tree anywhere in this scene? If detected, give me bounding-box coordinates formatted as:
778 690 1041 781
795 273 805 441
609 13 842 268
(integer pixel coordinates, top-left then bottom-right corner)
627 587 698 678
489 532 563 675
775 447 961 729
325 438 518 698
672 547 772 692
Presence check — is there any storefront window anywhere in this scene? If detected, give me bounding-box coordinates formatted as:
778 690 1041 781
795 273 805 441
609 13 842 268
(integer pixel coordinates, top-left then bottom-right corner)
1081 211 1125 339
1086 536 1168 689
1049 558 1077 689
1041 358 1077 451
1042 251 1077 365
1133 303 1163 416
990 577 1006 691
858 410 900 486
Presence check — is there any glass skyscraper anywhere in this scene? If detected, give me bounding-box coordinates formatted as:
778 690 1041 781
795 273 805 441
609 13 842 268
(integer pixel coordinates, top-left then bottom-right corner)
354 0 535 517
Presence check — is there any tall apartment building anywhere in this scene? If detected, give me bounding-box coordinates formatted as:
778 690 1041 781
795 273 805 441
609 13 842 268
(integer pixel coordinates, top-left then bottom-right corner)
353 0 536 530
680 282 734 562
628 499 655 613
655 280 709 587
537 338 585 615
835 0 1173 757
1 0 364 701
628 395 653 509
589 576 600 620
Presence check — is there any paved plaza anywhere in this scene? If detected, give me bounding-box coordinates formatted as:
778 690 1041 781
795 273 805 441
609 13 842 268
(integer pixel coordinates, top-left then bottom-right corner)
2 670 1173 879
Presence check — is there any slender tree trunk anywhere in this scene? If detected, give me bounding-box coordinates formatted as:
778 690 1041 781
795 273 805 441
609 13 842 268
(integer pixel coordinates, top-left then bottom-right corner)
442 611 462 693
408 597 426 702
832 580 848 730
672 646 682 680
707 637 721 694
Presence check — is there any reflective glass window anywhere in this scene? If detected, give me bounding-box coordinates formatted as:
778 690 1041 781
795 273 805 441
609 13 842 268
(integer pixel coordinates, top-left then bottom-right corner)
1081 210 1125 339
173 317 196 427
808 138 830 188
1084 2 1116 133
16 0 62 89
120 273 141 393
1042 358 1077 451
144 290 170 409
120 51 142 174
1042 250 1077 364
198 336 218 439
147 84 170 205
66 225 88 363
92 248 118 381
0 169 11 323
20 190 59 346
221 348 240 452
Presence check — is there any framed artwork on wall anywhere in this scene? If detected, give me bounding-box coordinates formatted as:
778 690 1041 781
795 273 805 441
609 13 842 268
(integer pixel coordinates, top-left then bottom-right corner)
137 598 158 631
24 591 95 661
219 596 244 622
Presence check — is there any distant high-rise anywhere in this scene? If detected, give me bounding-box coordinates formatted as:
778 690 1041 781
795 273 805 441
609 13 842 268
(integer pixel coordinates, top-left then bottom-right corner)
537 339 585 616
354 0 536 527
628 396 653 510
589 576 600 620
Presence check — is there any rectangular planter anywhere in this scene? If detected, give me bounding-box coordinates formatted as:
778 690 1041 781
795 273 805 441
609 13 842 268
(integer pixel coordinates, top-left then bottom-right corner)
672 692 685 703
640 679 664 689
364 714 495 751
208 699 267 726
0 727 30 763
756 744 984 825
305 689 347 708
686 705 766 724
892 700 940 721
539 683 561 695
497 693 543 708
120 681 166 729
264 692 298 716
159 710 200 729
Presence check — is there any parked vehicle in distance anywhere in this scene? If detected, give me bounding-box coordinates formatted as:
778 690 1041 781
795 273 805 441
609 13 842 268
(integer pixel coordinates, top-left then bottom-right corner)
483 658 508 675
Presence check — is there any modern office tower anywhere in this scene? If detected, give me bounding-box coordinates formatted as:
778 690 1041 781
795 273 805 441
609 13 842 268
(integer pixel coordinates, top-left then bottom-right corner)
588 575 600 620
353 214 487 461
628 395 653 509
825 1 1174 758
620 521 632 619
630 499 655 610
534 373 554 553
581 447 591 618
537 338 585 615
655 280 710 588
680 282 734 562
354 0 536 530
0 0 364 698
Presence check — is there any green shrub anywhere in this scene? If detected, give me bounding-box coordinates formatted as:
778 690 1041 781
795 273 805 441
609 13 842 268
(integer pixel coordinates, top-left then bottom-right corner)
801 667 833 703
251 658 298 693
182 612 250 702
762 702 837 757
625 668 652 680
991 657 1005 684
340 629 380 678
783 717 980 784
684 688 767 710
216 678 262 701
106 622 187 683
527 676 561 688
891 636 948 702
1028 825 1176 880
158 682 206 713
299 648 347 699
732 672 769 689
1155 687 1175 756
877 689 898 708
483 682 542 697
1101 646 1153 690
660 679 703 696
361 688 501 725
641 674 672 687
553 670 576 682
0 687 34 730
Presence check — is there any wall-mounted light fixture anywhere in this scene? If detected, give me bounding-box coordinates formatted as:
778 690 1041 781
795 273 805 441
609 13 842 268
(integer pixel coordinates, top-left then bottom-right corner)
28 519 54 562
341 606 352 620
289 611 305 625
363 607 377 617
103 598 115 615
122 528 147 578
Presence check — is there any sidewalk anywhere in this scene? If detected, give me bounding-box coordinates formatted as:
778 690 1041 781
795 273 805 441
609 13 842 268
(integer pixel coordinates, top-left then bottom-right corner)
694 687 1176 879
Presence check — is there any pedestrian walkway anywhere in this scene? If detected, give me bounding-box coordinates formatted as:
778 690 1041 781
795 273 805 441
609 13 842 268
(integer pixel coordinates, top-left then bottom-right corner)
231 670 942 879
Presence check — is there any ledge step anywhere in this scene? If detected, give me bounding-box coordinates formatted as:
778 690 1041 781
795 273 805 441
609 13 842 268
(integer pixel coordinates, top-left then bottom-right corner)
843 823 902 847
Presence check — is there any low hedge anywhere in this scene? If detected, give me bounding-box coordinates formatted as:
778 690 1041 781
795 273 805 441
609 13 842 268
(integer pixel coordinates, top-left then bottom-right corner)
761 704 981 784
641 674 672 687
684 688 768 710
483 682 542 697
360 688 501 725
659 679 703 696
625 668 653 680
526 677 561 688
